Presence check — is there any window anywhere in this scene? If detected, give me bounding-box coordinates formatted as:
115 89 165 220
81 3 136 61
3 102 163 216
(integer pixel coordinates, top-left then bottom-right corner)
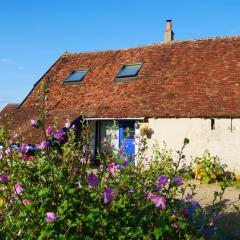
116 63 142 81
64 69 89 83
211 119 215 130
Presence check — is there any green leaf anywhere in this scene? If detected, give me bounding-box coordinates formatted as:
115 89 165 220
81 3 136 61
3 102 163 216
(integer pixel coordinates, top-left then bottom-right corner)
153 227 162 239
38 188 49 196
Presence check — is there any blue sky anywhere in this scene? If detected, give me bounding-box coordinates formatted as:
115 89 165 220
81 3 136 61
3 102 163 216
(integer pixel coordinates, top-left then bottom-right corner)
0 0 240 110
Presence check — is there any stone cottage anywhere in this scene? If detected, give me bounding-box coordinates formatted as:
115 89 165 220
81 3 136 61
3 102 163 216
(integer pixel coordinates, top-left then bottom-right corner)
1 20 240 174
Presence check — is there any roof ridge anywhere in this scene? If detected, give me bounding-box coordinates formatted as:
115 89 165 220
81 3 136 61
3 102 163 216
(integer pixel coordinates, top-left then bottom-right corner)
62 35 240 56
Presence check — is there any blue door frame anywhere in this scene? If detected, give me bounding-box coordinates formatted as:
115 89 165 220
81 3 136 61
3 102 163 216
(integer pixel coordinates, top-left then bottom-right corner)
119 121 135 163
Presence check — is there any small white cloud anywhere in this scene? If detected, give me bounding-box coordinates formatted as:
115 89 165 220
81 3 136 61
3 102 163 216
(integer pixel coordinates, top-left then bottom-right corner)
0 58 13 64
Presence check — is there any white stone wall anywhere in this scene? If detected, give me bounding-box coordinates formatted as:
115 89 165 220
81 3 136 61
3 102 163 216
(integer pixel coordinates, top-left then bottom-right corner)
144 118 240 174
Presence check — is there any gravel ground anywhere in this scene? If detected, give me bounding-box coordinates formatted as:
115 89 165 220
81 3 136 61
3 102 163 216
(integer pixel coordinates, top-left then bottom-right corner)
187 180 240 239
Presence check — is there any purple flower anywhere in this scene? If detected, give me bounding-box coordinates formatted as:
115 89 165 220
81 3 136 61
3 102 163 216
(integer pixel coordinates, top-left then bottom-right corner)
113 133 118 139
158 176 169 185
108 163 116 174
19 144 29 155
15 183 24 195
54 130 65 141
102 188 116 203
45 212 57 223
22 199 30 205
80 157 87 163
5 147 11 155
0 175 8 183
124 157 129 165
87 172 99 188
172 209 178 218
144 157 149 162
157 175 169 190
72 167 79 174
185 193 192 202
0 153 2 159
30 119 38 128
173 176 183 186
180 168 188 174
172 223 179 229
46 126 53 136
82 145 88 153
146 191 153 200
150 194 167 209
36 141 49 149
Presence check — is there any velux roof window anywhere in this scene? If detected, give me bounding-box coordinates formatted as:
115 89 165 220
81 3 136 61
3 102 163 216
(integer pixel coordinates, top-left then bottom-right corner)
116 63 142 81
64 69 89 83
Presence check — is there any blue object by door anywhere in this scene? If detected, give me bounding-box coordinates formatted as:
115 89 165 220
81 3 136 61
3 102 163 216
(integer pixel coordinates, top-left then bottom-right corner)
119 121 135 162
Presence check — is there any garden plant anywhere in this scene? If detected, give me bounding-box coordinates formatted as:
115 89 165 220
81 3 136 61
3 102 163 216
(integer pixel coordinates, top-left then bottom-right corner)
0 80 227 239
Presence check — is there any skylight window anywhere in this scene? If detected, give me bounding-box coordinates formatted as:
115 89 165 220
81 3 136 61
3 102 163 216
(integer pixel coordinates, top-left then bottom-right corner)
116 63 142 80
64 69 89 83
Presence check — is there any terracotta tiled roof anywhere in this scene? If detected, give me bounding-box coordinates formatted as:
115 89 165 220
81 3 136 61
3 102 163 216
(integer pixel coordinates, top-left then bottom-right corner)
2 36 240 142
0 104 18 115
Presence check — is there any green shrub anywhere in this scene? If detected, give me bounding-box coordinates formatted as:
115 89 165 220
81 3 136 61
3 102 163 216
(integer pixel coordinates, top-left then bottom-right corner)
0 81 224 239
194 150 235 184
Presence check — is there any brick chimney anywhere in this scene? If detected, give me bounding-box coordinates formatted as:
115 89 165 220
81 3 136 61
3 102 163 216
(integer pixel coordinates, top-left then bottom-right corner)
164 19 174 43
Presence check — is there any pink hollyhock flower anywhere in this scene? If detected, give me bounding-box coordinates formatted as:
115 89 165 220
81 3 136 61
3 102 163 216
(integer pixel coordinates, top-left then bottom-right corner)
108 163 116 174
72 167 79 174
22 199 30 205
0 175 8 183
5 147 11 155
173 176 183 186
15 183 24 195
124 157 129 164
87 172 99 188
45 212 57 223
146 191 153 200
150 194 167 209
110 143 115 148
54 130 65 141
80 157 87 163
30 119 38 128
172 223 179 229
36 141 49 149
46 126 53 136
82 145 88 153
102 188 116 203
99 164 104 172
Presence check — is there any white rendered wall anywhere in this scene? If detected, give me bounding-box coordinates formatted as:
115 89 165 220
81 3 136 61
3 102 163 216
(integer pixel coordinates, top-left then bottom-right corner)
144 118 240 174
